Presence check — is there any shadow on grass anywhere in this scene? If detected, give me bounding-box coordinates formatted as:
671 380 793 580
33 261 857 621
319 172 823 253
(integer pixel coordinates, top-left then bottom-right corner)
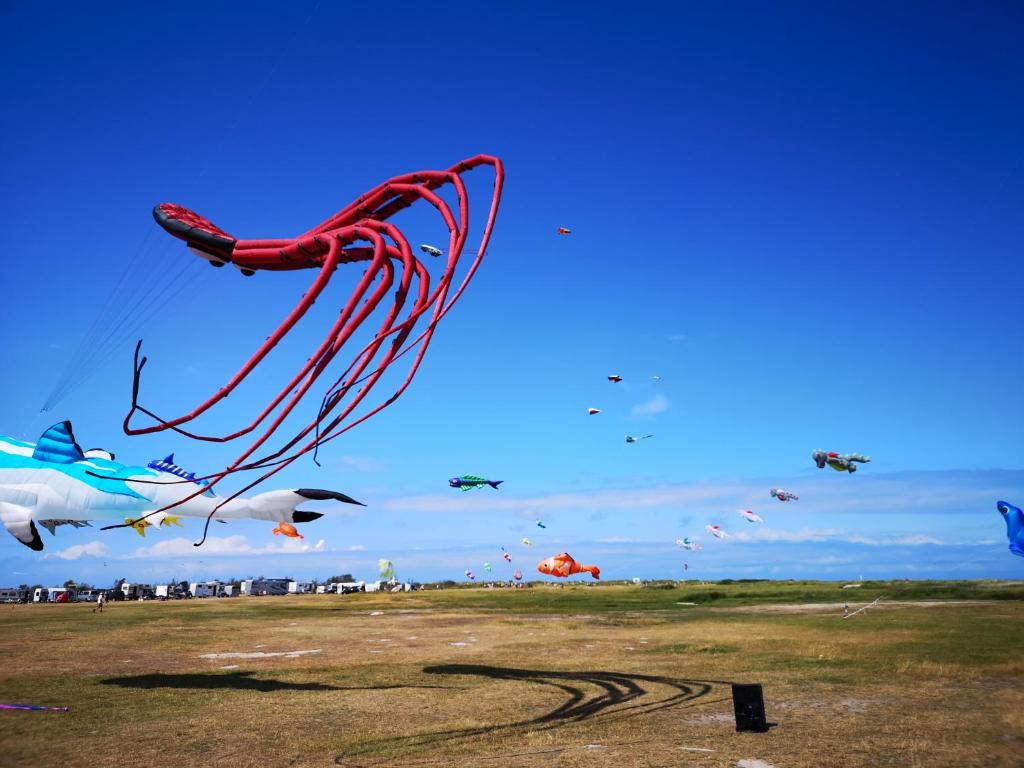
101 671 447 694
334 665 731 764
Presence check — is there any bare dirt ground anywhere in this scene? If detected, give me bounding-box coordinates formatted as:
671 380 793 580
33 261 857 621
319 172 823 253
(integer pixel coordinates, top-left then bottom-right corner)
1 593 1021 767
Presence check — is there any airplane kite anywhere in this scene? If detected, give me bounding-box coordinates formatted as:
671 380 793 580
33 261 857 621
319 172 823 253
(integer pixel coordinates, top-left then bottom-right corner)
770 488 799 502
813 450 871 473
0 422 362 551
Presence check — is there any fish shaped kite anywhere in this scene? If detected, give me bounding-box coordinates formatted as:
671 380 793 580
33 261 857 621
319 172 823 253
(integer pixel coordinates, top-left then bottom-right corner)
449 475 503 491
588 408 601 415
625 434 653 444
738 509 764 523
0 422 363 551
770 488 799 502
502 550 512 563
676 537 701 551
607 375 622 383
998 501 1024 558
272 522 303 539
705 524 727 539
537 552 600 579
557 227 572 235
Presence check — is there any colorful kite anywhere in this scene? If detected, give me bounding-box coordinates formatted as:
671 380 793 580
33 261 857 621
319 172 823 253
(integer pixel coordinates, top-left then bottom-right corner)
557 227 572 235
998 501 1024 557
521 537 533 546
738 510 764 523
513 569 523 581
378 559 396 580
449 475 503 491
0 422 360 551
272 522 303 539
118 156 504 536
705 524 727 539
483 562 492 572
770 488 799 502
502 549 512 563
537 552 600 579
676 537 702 551
813 450 871 473
464 569 475 581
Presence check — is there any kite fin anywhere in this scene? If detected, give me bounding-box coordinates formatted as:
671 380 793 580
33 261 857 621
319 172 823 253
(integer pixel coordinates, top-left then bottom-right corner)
31 421 85 464
488 480 503 489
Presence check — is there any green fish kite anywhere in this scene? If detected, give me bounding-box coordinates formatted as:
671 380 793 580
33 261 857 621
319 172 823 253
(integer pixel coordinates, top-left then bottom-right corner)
449 475 503 491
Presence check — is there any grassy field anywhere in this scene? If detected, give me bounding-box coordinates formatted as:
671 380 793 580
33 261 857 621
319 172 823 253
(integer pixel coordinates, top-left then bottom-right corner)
1 581 1022 767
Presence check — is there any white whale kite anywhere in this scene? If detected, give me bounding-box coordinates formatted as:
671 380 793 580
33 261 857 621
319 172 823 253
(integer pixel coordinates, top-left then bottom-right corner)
0 421 364 551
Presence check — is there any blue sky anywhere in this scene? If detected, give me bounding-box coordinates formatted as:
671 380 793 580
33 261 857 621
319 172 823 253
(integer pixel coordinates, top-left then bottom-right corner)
1 1 1022 585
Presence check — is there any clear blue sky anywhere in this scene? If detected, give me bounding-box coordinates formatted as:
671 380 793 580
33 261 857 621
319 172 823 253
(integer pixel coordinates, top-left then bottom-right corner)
1 1 1022 586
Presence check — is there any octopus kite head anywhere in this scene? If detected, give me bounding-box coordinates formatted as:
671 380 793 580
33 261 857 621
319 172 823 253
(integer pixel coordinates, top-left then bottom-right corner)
153 203 239 270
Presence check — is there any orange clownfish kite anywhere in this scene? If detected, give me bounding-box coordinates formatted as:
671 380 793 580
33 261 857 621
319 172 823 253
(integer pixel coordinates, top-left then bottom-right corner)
557 227 572 235
272 522 304 539
536 552 600 579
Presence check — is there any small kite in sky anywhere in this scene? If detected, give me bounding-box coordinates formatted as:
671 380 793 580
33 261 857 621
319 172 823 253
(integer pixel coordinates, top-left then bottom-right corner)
449 475 503 491
536 520 547 529
378 559 396 580
272 522 304 539
998 501 1024 557
464 569 475 581
676 537 702 551
608 375 623 383
419 244 443 257
625 434 653 444
588 408 601 415
705 524 728 539
813 450 871 473
770 488 799 502
483 562 492 572
738 510 764 523
521 537 533 546
502 549 512 563
651 375 661 381
513 569 523 581
557 227 572 235
537 552 600 579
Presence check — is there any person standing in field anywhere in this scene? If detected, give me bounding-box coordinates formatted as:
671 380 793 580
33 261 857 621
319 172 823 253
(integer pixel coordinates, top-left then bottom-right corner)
93 592 106 613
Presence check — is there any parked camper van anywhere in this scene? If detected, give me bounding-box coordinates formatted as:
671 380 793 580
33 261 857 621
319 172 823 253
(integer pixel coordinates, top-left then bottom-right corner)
0 587 28 603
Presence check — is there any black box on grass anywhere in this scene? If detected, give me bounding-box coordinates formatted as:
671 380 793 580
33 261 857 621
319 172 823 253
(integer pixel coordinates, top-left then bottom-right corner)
731 683 769 732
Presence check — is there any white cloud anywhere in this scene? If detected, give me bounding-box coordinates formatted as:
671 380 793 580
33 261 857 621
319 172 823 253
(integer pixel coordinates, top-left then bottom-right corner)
315 539 326 552
731 527 845 544
344 544 367 552
45 541 111 560
339 455 385 473
631 394 669 418
126 535 317 558
846 534 944 546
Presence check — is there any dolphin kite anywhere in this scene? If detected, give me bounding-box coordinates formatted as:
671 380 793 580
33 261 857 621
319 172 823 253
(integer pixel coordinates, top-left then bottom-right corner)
0 421 364 551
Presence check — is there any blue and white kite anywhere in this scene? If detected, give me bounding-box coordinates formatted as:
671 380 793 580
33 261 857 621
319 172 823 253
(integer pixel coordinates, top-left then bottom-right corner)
997 501 1023 558
0 421 364 551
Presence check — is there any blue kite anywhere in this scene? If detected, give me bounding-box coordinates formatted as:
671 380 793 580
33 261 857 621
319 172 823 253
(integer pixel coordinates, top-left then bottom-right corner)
997 501 1024 558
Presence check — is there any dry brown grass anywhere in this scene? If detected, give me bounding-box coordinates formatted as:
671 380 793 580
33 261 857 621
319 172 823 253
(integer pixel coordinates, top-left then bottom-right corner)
0 594 1021 767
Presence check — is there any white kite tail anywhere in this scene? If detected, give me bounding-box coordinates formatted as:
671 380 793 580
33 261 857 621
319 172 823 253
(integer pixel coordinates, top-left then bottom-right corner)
843 596 883 619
